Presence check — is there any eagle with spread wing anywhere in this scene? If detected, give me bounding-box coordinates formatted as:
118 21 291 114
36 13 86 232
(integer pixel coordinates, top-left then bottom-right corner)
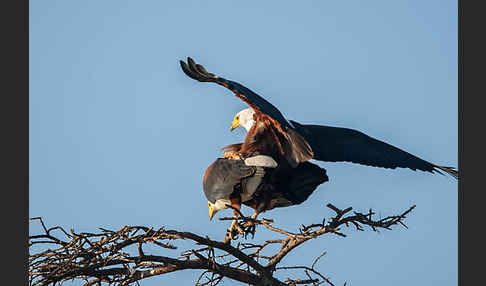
180 57 457 233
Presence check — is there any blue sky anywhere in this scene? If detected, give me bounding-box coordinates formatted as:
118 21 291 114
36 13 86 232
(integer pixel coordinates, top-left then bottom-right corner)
30 1 457 285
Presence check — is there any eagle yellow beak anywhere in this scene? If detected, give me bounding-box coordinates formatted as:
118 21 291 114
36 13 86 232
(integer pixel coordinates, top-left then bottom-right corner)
208 202 214 221
230 117 240 132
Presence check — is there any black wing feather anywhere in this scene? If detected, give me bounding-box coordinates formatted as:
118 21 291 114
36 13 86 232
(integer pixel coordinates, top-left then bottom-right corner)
290 120 458 179
180 57 291 128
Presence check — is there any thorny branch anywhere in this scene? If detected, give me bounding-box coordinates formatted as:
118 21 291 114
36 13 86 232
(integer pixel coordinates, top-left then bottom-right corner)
29 204 416 286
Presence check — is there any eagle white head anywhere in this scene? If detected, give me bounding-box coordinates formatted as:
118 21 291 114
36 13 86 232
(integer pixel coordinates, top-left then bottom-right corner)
230 108 255 132
207 200 231 221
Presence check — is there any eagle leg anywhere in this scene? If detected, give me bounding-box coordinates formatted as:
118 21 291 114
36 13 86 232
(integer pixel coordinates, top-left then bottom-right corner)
226 220 243 241
242 187 272 238
226 196 245 240
251 210 260 220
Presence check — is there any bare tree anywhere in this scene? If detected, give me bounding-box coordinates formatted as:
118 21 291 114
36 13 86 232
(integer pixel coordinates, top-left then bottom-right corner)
29 203 415 286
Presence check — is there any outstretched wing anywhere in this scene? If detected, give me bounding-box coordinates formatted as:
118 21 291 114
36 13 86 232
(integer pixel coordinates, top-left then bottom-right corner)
290 120 458 179
180 57 291 129
181 57 313 167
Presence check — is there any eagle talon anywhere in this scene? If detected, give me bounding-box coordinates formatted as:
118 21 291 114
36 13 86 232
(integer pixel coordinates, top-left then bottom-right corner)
233 221 245 236
242 211 261 238
228 230 239 240
242 221 257 238
226 218 246 240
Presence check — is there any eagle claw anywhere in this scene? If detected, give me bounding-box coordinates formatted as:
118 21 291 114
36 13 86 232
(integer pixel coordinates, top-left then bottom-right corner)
226 218 257 240
226 218 245 241
242 221 257 238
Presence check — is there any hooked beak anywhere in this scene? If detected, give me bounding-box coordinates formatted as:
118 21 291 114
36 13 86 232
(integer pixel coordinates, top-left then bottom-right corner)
230 117 240 132
208 202 214 221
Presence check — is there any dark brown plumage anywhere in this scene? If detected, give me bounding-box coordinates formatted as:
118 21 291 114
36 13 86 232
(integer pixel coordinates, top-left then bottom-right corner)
180 57 458 179
181 57 457 228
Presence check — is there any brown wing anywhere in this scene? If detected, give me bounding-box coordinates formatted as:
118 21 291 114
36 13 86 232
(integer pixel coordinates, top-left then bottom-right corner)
181 57 313 167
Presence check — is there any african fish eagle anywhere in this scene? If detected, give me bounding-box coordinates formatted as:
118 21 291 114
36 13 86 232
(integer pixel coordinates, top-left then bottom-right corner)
180 57 458 226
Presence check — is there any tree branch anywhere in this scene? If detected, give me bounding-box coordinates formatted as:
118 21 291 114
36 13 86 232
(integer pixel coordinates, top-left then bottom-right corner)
29 203 415 286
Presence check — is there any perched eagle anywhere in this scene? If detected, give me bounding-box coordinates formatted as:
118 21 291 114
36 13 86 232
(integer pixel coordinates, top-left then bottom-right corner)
180 57 458 223
203 155 328 221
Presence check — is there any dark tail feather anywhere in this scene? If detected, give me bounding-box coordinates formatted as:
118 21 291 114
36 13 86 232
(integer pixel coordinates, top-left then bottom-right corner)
281 162 329 205
433 165 458 179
